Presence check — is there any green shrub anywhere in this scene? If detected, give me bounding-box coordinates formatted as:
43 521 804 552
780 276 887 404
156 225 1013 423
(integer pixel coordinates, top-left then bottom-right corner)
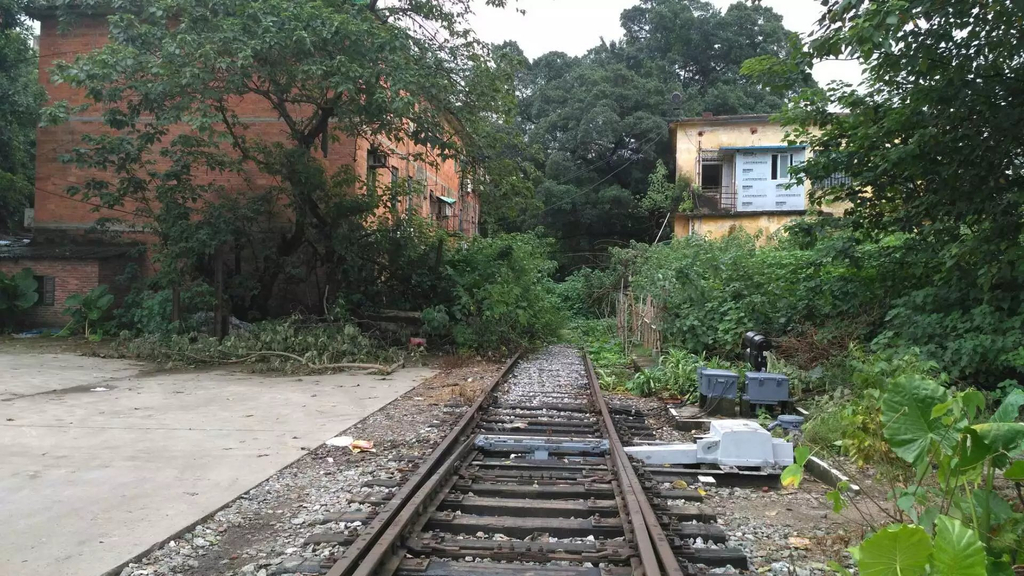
0 267 38 330
553 268 618 319
788 379 1024 573
115 282 216 335
626 350 736 398
63 285 115 339
439 233 566 354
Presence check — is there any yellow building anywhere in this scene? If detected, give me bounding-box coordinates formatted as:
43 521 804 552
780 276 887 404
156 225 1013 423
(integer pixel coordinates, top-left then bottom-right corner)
671 114 839 238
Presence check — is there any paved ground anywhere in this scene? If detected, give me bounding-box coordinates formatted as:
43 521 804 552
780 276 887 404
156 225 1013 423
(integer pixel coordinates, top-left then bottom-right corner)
0 350 434 576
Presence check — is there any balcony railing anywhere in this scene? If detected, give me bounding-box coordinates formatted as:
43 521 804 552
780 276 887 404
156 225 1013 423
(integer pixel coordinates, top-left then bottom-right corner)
691 185 737 213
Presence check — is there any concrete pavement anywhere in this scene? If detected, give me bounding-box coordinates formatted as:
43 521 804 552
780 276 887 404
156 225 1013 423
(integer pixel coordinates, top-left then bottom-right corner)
0 351 433 576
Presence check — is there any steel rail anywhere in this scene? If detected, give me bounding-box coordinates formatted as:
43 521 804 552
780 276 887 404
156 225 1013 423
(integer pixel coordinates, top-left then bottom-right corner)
326 353 521 576
585 354 686 576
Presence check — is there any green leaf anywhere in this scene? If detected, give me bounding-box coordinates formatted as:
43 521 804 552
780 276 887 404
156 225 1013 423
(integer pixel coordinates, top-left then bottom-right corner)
960 390 985 422
781 462 804 489
971 423 1024 468
917 506 939 534
856 523 932 576
826 489 847 513
986 558 1016 576
970 489 1015 524
931 516 986 576
826 561 853 576
14 291 38 309
1003 460 1024 481
794 445 810 466
991 389 1024 423
881 375 956 469
931 399 954 419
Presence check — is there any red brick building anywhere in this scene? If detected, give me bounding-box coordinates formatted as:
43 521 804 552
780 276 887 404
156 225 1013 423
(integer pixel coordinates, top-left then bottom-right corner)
0 10 479 326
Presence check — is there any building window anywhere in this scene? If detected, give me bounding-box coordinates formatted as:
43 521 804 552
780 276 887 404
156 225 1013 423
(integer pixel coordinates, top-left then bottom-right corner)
771 153 795 181
34 276 55 307
701 162 723 188
366 149 389 194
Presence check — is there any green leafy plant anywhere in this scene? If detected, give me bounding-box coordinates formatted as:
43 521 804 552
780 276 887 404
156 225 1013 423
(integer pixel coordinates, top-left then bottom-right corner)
0 267 38 330
63 285 115 339
440 233 566 354
791 376 1024 571
115 282 216 335
564 318 632 390
625 350 735 399
119 314 394 371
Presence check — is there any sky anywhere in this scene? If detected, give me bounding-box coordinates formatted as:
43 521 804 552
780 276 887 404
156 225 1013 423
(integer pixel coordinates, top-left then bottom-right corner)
469 0 863 88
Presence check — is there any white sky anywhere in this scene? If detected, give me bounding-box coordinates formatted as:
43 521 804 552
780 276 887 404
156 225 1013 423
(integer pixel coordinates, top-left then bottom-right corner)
469 0 863 88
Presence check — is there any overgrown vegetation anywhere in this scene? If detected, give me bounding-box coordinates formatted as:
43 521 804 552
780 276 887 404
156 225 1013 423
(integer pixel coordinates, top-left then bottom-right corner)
62 285 114 339
785 374 1024 573
0 267 38 330
424 233 566 354
0 0 43 233
119 314 398 372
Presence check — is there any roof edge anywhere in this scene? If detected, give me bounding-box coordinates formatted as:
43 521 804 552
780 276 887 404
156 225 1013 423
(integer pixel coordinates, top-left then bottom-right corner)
671 114 776 128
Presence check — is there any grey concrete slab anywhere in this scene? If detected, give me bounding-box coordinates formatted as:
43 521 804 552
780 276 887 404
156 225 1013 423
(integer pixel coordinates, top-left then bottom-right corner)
0 353 146 400
0 352 434 576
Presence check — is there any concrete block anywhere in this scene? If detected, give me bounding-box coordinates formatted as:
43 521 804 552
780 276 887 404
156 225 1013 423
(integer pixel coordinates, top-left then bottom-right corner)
624 444 698 465
771 438 794 466
697 420 790 467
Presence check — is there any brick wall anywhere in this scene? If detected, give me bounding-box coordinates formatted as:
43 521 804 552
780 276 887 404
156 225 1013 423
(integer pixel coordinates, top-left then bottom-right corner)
34 15 479 237
0 259 100 327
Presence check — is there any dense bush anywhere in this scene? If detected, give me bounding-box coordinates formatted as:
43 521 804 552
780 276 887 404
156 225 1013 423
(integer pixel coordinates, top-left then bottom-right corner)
0 267 38 330
427 233 566 354
584 218 1022 386
115 282 216 335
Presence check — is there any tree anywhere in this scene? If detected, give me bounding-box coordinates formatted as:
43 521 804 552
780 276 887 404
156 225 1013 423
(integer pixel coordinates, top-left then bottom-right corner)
490 0 805 271
0 0 44 233
756 0 1024 379
44 0 517 315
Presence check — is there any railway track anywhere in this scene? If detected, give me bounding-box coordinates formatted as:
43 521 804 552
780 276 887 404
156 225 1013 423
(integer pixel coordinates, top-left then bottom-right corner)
315 346 748 576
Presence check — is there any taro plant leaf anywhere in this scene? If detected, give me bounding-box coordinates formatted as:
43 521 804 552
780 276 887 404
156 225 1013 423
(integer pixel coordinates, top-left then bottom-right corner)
960 390 985 422
971 423 1024 468
991 389 1024 423
826 489 847 513
986 559 1016 576
780 462 804 489
881 375 957 469
856 523 932 576
917 506 939 534
780 446 811 489
1004 460 1024 481
955 427 992 474
795 445 810 466
930 515 986 576
970 489 1015 525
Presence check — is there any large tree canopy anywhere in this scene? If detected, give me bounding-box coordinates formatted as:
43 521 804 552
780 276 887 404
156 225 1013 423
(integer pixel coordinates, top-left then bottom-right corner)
0 0 43 233
747 0 1024 378
44 0 519 315
485 0 806 270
